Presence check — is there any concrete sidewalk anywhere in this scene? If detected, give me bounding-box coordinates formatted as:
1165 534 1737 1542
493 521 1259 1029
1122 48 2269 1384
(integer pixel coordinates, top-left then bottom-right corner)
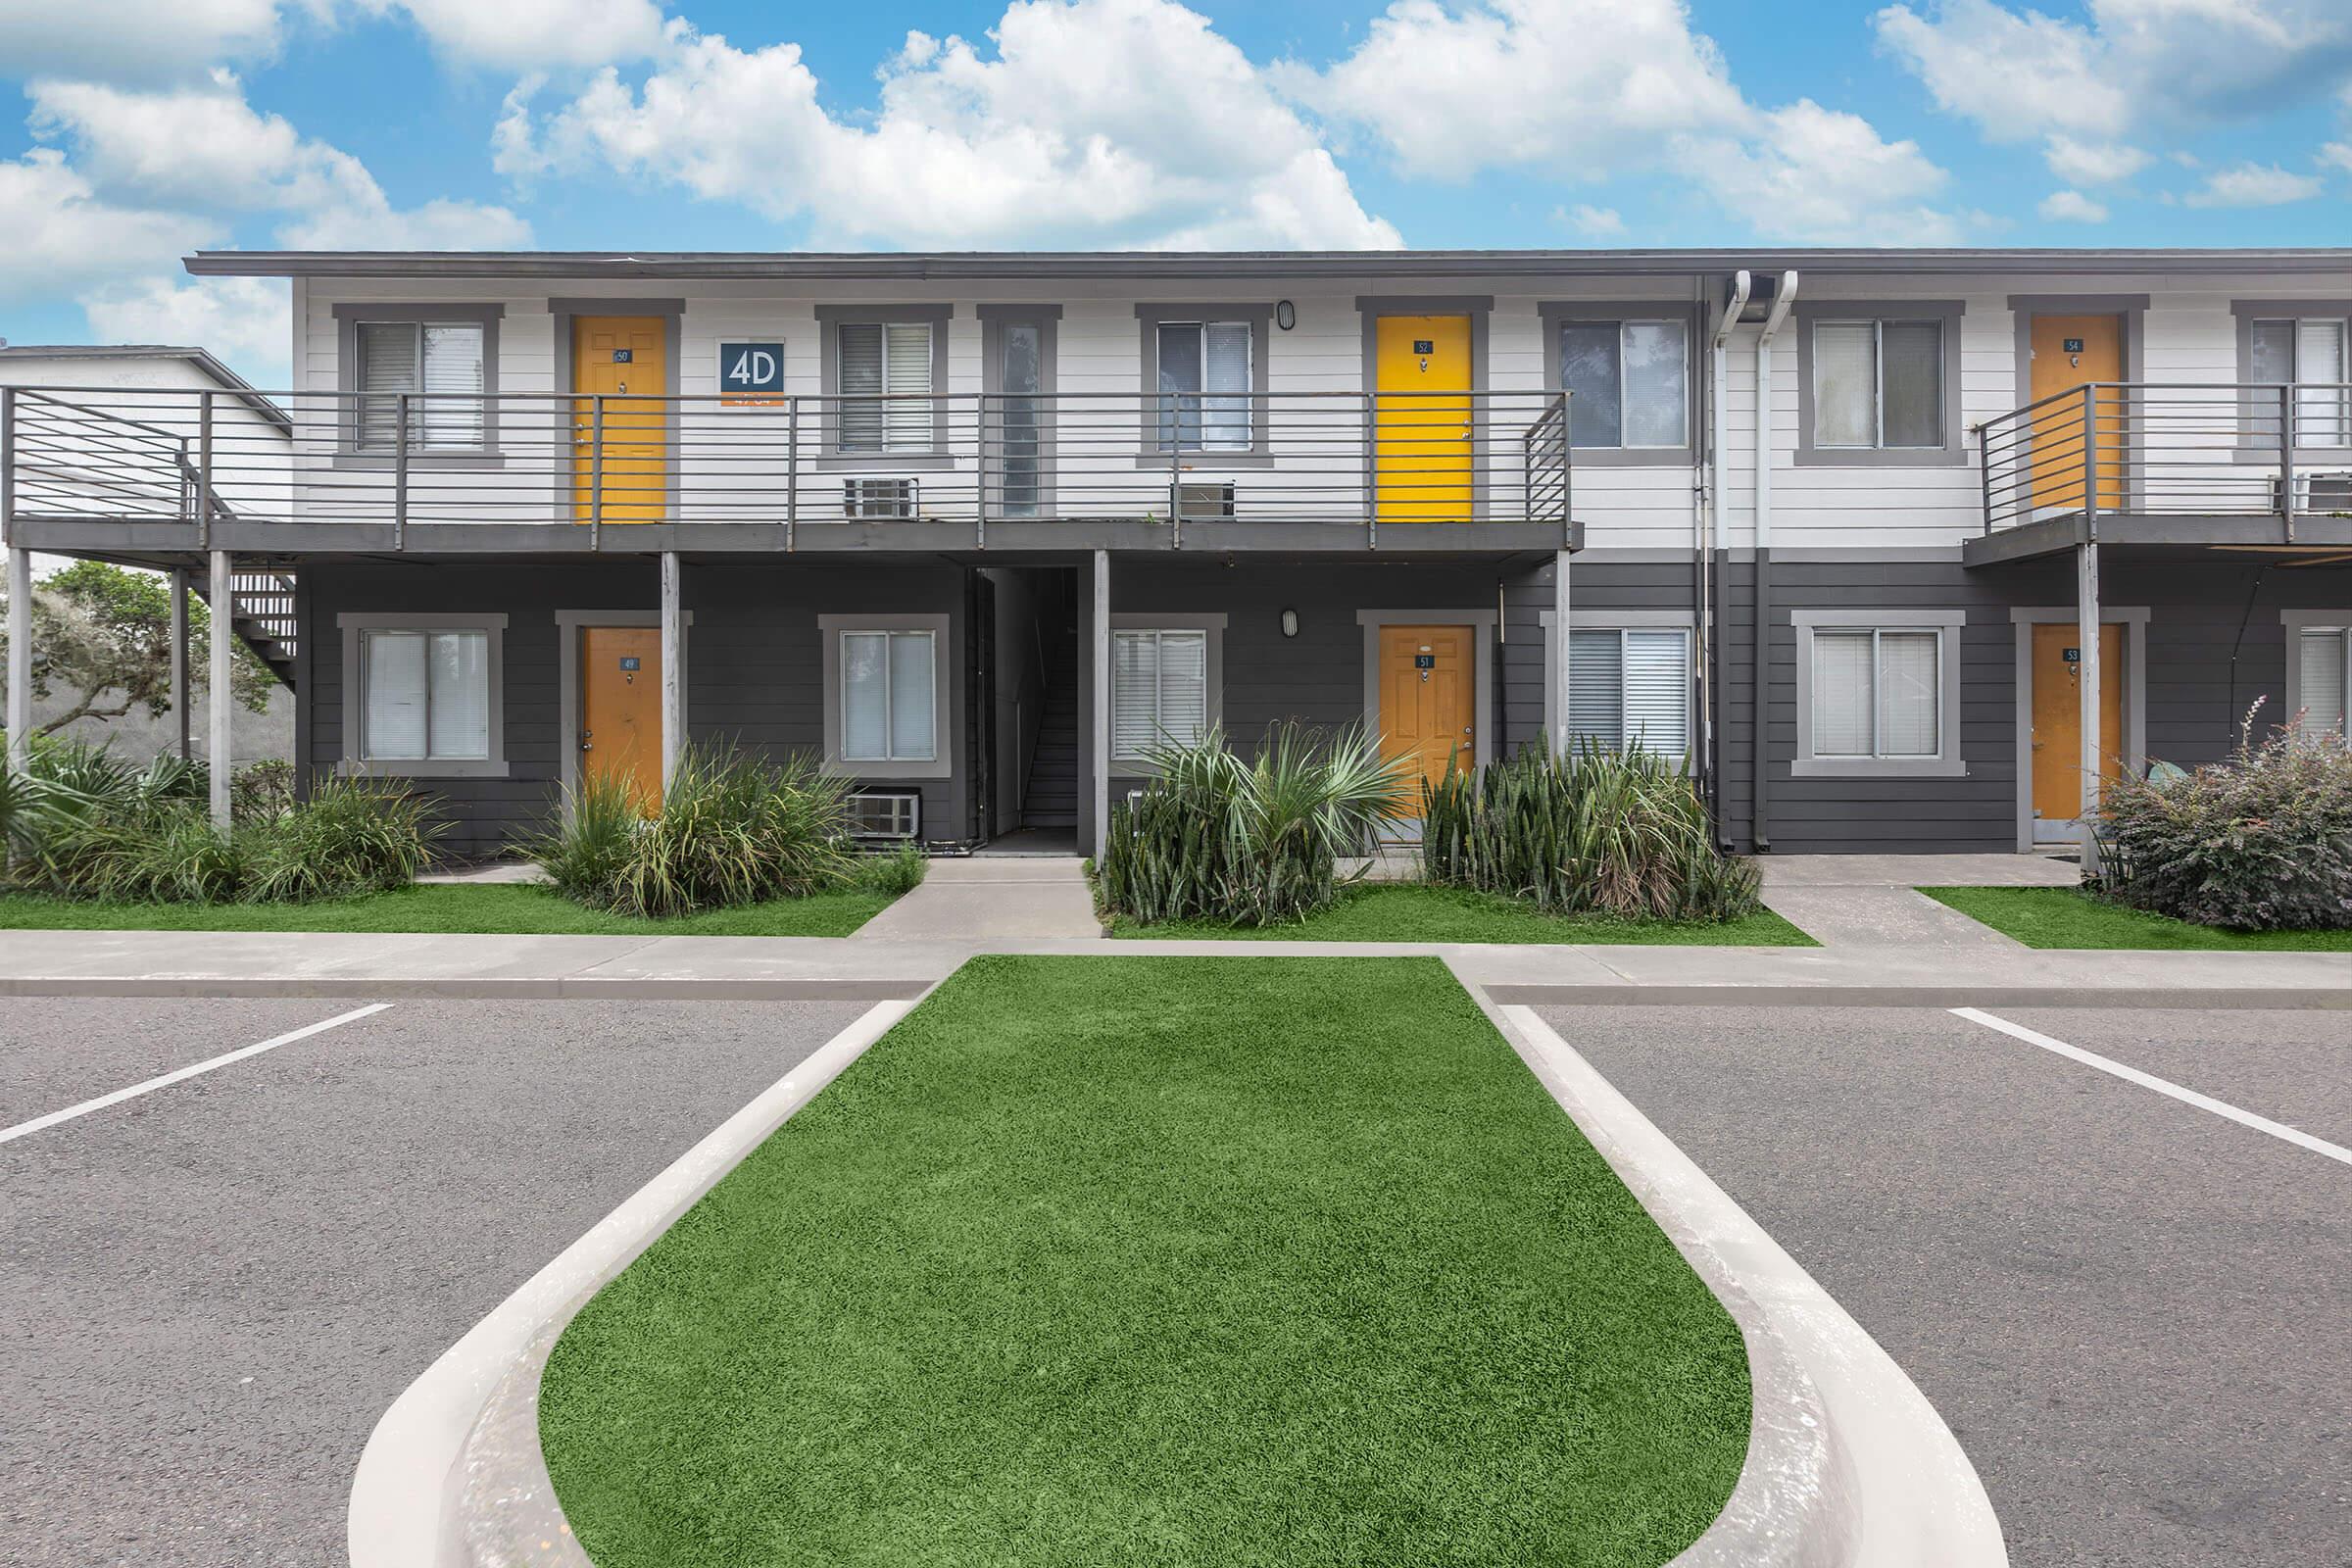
1758 853 2078 948
0 927 2343 1008
851 857 1100 941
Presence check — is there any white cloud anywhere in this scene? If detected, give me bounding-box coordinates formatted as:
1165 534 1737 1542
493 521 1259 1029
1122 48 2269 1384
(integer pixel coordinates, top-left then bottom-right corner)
1874 0 2128 141
1684 100 1961 244
2037 188 2110 222
1559 204 1626 237
29 73 530 250
2043 134 2150 186
0 148 218 301
359 0 664 70
501 2 1400 249
80 276 292 383
2181 161 2324 207
0 0 285 81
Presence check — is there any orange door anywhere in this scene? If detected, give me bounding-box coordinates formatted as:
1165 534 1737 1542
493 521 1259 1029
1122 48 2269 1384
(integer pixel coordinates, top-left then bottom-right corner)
2028 315 2125 512
581 626 663 811
1374 316 1474 521
1379 624 1474 802
2031 622 2124 826
572 317 668 523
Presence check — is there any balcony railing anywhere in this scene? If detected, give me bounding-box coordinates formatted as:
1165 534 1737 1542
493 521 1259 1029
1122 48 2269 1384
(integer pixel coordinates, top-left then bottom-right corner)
2 385 1573 549
1979 380 2352 537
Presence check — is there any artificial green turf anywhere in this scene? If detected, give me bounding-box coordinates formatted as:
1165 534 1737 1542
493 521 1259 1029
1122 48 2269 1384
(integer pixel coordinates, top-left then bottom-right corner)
538 955 1753 1568
1108 881 1814 946
0 882 893 937
1921 885 2352 951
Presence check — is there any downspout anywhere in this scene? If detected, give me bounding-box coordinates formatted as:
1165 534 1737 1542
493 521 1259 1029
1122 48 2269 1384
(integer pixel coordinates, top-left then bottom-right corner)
1707 270 1749 847
1751 270 1797 853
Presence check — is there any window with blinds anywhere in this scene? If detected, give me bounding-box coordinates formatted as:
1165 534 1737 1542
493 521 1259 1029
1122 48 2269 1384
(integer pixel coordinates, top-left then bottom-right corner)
1567 628 1690 757
2250 318 2350 447
1810 628 1941 759
1156 322 1253 452
1559 319 1689 448
840 629 936 762
361 629 490 760
1812 318 1942 449
2299 626 2349 734
355 322 485 451
1111 629 1210 759
838 322 935 453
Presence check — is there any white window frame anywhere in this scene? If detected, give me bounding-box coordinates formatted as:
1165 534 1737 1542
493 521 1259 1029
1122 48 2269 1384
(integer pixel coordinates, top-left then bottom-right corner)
335 612 509 778
1538 611 1694 762
1791 609 1967 778
1107 614 1227 766
818 613 951 779
2281 610 2352 736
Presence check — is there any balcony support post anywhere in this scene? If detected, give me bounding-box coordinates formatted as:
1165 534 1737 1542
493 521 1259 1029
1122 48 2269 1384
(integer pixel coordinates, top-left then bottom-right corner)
2079 383 2098 535
393 393 409 551
209 548 233 832
1091 548 1110 864
785 396 799 552
661 551 684 795
5 547 30 788
2278 381 2297 544
2076 539 2102 873
589 397 605 553
170 569 191 760
197 391 215 551
1364 392 1378 550
1550 549 1572 756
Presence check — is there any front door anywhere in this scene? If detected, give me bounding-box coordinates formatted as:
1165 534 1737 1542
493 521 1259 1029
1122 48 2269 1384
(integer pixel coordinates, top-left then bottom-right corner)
1379 625 1474 808
1374 316 1473 522
2030 621 2124 838
572 316 668 524
581 626 663 811
2028 314 2125 513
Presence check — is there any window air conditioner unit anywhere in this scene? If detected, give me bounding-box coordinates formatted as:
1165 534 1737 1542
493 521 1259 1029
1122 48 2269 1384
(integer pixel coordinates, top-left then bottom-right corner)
1175 480 1236 520
846 790 921 841
844 477 917 519
2301 471 2352 514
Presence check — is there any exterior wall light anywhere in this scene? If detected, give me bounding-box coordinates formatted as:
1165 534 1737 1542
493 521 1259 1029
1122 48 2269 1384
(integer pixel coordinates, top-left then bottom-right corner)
1275 300 1297 331
1280 608 1299 638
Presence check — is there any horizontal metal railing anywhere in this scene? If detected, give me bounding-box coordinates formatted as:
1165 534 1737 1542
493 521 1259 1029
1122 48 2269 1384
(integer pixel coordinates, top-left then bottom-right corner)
2 384 1574 548
1979 380 2352 537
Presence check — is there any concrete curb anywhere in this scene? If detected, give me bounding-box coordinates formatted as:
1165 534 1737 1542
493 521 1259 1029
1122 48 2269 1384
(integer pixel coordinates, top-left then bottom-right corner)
345 998 919 1568
1489 1001 2010 1567
1479 984 2352 1010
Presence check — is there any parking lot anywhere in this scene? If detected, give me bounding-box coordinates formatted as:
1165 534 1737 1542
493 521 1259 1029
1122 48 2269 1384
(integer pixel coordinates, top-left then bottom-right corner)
2 992 2345 1567
1542 1003 2351 1568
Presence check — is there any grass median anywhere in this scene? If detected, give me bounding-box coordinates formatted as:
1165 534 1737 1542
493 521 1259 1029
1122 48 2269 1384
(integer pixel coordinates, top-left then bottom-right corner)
1108 882 1813 945
539 955 1753 1568
1922 886 2352 952
0 882 895 937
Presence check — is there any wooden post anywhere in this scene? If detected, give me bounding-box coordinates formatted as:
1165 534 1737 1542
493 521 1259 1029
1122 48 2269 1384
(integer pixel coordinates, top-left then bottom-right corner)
209 549 233 831
1091 548 1110 863
170 568 191 760
2076 539 2101 871
5 547 30 781
1551 548 1571 754
661 551 684 793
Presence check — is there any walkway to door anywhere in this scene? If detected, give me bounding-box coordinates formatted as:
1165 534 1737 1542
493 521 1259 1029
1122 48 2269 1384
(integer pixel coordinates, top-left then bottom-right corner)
1758 853 2079 948
849 856 1102 942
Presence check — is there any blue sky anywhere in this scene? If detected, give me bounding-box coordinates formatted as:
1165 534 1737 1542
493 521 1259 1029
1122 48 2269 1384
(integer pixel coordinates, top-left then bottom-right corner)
4 0 2350 384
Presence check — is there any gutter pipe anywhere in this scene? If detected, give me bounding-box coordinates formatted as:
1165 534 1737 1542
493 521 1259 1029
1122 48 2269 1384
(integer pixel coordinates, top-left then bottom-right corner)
1706 270 1750 846
1751 270 1797 853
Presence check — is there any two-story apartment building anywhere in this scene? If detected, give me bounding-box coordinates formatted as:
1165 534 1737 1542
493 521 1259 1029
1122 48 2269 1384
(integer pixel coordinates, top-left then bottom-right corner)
6 248 2350 861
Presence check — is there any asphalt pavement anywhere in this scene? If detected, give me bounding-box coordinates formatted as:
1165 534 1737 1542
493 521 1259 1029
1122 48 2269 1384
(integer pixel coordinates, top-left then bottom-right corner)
0 996 868 1568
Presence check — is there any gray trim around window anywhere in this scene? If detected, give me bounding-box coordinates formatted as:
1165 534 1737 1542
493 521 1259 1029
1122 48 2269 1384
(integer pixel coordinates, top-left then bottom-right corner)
2008 605 2148 850
331 303 504 466
2230 300 2352 463
1536 608 1697 745
1790 607 1967 778
817 612 953 779
815 304 955 470
1135 303 1276 465
979 305 1060 517
1793 300 1967 467
335 611 509 778
1107 612 1228 765
548 298 684 518
1537 301 1702 466
2281 608 2352 732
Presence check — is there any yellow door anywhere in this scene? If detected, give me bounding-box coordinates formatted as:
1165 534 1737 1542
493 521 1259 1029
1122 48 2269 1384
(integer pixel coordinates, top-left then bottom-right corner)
1379 624 1474 802
1375 316 1473 522
2031 622 2124 826
2028 315 2125 513
582 626 663 811
572 317 668 524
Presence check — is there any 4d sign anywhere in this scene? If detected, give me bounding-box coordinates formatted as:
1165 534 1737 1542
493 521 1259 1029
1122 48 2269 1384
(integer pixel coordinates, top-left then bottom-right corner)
720 342 784 407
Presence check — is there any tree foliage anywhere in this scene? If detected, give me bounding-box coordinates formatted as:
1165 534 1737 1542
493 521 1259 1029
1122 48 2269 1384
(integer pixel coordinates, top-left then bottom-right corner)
0 561 273 737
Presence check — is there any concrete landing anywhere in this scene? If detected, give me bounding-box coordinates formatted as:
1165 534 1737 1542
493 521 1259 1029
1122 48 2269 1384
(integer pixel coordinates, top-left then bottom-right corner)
1761 886 2025 950
850 856 1102 942
1759 853 2078 889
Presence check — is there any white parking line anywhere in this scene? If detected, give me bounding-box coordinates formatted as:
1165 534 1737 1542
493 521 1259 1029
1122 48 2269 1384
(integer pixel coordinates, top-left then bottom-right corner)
0 1004 394 1147
1951 1006 2352 1168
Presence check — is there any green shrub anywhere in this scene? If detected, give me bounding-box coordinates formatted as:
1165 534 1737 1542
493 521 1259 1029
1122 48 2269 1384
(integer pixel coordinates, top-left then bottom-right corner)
2090 707 2352 930
1420 741 1761 922
855 840 929 897
520 744 857 918
240 779 441 902
231 759 297 822
1099 724 1408 926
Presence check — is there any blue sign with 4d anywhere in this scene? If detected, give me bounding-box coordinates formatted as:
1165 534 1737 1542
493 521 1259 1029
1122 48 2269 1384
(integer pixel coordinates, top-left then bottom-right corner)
720 342 784 404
